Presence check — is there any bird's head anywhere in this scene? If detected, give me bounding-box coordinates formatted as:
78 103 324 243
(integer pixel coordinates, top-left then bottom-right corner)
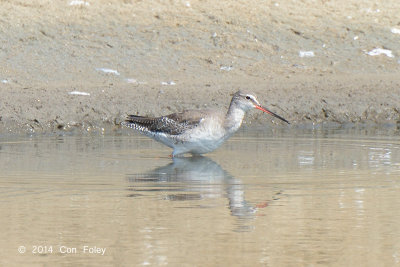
232 91 289 124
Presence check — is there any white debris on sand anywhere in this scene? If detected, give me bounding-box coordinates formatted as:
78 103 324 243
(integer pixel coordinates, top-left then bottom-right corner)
364 8 380 13
125 78 147 85
391 28 400 34
96 68 120 75
366 48 394 58
69 0 90 6
220 66 233 71
125 78 138 84
161 81 176 85
299 51 315 57
1 79 9 84
68 91 90 96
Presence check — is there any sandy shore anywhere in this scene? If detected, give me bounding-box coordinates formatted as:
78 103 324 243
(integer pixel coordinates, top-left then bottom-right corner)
1 0 399 134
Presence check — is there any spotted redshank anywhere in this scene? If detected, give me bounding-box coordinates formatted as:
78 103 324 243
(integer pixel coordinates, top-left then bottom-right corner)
122 91 289 157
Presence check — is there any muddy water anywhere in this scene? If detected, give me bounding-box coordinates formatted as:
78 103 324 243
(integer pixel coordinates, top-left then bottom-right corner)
1 127 400 266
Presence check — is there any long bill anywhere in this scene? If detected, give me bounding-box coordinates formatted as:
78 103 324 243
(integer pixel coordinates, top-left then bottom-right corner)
255 105 290 124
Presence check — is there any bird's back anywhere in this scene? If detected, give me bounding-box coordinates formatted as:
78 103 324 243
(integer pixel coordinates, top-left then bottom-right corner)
122 109 219 136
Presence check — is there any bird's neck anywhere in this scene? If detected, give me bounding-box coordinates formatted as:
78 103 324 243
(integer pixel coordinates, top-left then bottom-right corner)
224 103 246 134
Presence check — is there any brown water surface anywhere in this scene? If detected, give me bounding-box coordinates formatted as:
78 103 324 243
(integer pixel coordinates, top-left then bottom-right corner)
1 128 400 266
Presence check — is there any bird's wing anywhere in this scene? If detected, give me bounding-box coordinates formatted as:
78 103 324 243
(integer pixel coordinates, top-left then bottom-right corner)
124 110 206 135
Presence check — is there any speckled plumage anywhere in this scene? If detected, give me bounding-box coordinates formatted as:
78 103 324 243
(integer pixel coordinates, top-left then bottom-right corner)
122 91 289 157
124 111 206 135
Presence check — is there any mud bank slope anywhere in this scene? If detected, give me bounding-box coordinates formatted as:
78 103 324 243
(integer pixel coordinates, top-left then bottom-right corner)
0 0 399 134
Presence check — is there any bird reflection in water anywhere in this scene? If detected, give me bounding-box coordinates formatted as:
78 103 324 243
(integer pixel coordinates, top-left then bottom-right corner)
126 156 281 226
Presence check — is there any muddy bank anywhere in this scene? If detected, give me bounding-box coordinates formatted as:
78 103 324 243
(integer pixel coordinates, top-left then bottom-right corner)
0 0 399 134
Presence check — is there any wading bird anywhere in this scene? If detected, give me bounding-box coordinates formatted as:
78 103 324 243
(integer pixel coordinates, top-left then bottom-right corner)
122 91 289 157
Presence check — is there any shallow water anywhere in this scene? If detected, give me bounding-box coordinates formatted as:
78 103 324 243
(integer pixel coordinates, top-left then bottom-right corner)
1 127 400 266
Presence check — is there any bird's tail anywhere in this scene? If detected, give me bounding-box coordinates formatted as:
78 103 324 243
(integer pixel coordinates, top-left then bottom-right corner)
121 115 157 133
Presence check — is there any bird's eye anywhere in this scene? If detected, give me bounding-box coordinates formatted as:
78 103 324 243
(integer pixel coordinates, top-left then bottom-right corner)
246 96 251 100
